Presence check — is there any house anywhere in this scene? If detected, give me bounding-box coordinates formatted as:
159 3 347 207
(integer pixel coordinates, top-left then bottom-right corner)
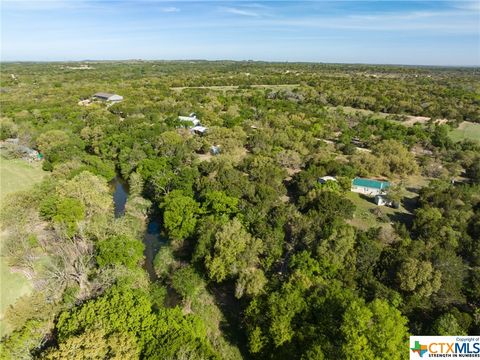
93 92 123 103
351 177 390 196
374 195 392 206
178 113 207 135
178 116 200 127
318 176 337 184
191 126 207 135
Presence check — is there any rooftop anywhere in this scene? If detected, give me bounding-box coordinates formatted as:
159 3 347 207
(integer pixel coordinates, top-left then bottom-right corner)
352 177 390 190
94 92 116 98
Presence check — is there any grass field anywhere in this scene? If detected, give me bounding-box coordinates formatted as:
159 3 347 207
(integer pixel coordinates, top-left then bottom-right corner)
0 158 46 336
0 158 46 201
449 121 480 143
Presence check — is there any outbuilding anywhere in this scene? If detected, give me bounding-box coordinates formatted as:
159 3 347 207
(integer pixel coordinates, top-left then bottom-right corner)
93 92 123 103
191 126 208 135
318 176 337 184
351 177 390 196
374 195 392 206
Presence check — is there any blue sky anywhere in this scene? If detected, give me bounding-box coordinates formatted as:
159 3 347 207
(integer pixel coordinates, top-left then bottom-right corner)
1 0 479 65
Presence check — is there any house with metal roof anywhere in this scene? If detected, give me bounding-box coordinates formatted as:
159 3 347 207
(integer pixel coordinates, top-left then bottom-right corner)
93 92 123 103
351 177 390 196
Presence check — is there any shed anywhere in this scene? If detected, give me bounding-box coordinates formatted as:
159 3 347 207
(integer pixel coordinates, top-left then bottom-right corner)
351 177 390 196
191 126 207 135
318 176 337 184
93 92 123 103
374 195 392 206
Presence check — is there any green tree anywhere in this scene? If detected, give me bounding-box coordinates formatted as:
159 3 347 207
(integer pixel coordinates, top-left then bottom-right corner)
205 218 263 283
341 299 409 360
161 190 200 241
153 246 177 279
52 197 86 237
373 139 418 177
396 258 441 298
171 266 204 304
42 329 140 360
432 313 467 336
0 117 18 140
96 235 144 269
201 190 239 216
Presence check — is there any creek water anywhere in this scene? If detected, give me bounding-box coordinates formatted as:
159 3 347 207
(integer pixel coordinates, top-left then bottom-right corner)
111 177 164 280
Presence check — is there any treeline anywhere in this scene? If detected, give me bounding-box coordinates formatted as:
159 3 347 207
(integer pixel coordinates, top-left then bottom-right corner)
0 62 479 359
1 61 479 123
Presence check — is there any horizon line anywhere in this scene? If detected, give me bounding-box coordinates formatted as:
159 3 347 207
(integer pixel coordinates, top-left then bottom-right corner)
1 59 479 68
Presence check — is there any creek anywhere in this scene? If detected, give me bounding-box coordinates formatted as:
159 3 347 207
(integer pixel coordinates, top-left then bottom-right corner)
111 177 164 280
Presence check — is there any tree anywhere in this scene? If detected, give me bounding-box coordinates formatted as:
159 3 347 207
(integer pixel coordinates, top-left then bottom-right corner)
316 223 355 276
36 130 70 155
201 190 238 216
432 313 467 336
0 117 18 140
153 246 177 279
267 284 306 347
386 182 405 207
373 139 418 177
52 285 219 359
57 171 112 218
171 266 204 306
96 235 145 269
0 320 48 360
42 329 140 360
235 267 267 299
161 190 200 242
466 158 480 183
396 258 441 298
341 299 409 360
52 197 85 237
128 171 144 197
205 218 263 283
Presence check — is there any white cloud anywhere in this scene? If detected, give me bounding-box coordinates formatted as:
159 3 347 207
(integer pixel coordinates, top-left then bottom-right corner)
2 0 91 11
452 0 480 11
160 6 180 13
221 7 260 17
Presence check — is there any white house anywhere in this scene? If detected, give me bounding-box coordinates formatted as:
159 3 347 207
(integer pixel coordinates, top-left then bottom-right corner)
178 116 200 126
93 92 123 103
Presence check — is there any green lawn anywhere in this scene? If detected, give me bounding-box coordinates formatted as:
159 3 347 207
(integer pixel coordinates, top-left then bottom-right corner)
0 158 46 201
0 158 47 336
449 121 480 143
346 190 413 231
